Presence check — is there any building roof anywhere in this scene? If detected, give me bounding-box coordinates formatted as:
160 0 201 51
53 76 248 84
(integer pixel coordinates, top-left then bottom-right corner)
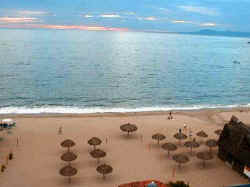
118 180 168 187
218 116 250 167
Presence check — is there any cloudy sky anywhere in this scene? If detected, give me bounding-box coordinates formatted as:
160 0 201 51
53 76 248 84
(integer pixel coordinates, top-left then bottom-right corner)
0 0 250 32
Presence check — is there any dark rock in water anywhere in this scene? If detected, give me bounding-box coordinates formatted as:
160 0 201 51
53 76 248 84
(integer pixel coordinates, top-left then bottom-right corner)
233 60 240 64
248 41 250 44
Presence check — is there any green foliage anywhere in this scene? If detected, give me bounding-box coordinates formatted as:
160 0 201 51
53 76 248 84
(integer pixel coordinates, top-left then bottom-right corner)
168 181 190 187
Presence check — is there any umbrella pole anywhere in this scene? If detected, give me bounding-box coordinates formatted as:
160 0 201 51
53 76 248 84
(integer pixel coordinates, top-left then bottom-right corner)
103 173 106 180
168 150 170 158
203 160 205 168
68 176 71 184
158 139 160 145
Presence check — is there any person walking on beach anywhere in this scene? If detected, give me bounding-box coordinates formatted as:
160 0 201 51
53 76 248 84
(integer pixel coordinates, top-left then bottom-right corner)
1 164 6 172
58 126 62 135
168 111 173 120
16 136 19 147
183 124 187 134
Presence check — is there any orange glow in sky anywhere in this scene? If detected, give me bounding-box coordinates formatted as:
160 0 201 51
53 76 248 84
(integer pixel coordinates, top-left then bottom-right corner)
0 24 129 32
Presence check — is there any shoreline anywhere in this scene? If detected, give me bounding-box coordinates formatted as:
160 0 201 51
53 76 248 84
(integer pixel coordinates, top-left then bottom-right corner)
0 106 249 119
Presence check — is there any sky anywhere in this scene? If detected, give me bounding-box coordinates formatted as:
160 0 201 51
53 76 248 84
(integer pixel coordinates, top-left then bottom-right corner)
0 0 250 32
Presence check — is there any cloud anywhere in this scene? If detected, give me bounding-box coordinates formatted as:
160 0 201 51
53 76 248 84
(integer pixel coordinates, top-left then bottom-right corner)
124 12 136 15
178 6 219 16
158 7 171 13
17 10 50 15
200 22 217 27
172 20 193 24
0 24 129 32
0 17 39 23
84 15 93 18
99 14 121 18
172 19 218 27
144 17 157 21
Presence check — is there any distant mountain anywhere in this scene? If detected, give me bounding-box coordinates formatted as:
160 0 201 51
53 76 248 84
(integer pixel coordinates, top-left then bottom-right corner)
180 29 250 38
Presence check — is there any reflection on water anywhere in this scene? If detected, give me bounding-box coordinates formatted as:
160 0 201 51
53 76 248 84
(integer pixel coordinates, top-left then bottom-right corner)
0 29 250 113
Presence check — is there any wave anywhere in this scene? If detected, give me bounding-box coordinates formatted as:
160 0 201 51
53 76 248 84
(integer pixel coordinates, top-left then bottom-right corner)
0 104 250 114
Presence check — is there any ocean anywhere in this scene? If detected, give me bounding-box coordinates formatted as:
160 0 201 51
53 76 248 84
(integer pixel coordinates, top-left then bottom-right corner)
0 29 250 114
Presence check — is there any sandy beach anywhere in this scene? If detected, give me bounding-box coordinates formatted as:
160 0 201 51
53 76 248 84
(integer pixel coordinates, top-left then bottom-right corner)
0 108 249 187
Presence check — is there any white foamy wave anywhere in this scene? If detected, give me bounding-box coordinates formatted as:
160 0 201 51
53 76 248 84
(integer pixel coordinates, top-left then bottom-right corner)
0 104 250 114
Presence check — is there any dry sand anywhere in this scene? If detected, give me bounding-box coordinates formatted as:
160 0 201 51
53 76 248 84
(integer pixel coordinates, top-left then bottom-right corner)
0 108 249 187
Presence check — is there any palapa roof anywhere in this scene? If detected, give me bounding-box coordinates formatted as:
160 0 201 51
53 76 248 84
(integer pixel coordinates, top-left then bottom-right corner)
172 154 190 164
162 143 177 151
184 140 200 148
61 139 75 148
90 149 106 159
61 152 77 162
196 130 208 138
96 164 113 175
206 139 217 148
88 137 102 146
173 132 187 140
59 165 77 177
196 151 213 161
152 133 166 141
120 123 138 132
218 115 250 167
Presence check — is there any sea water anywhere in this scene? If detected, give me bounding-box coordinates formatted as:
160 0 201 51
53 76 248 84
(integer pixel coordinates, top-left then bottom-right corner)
0 29 250 114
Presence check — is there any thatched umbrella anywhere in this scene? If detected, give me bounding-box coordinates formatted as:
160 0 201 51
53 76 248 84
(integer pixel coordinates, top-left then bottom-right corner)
120 123 138 136
59 165 77 184
61 139 75 152
90 149 106 163
196 130 208 143
61 151 77 165
161 143 177 157
96 164 113 179
214 129 222 136
184 139 200 154
88 137 102 150
196 151 214 168
173 132 187 145
152 133 166 145
205 139 218 153
172 154 190 168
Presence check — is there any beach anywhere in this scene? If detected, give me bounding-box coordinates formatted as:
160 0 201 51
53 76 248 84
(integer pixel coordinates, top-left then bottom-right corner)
0 108 249 187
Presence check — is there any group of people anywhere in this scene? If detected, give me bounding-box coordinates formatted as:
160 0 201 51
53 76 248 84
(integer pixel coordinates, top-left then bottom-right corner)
168 111 173 120
1 151 13 173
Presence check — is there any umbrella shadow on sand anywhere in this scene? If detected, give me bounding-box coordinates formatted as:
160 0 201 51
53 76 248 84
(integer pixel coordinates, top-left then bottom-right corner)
117 133 140 140
156 151 171 162
194 160 215 170
149 142 162 149
93 173 118 184
71 161 85 170
86 159 107 168
56 176 83 186
170 162 190 174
